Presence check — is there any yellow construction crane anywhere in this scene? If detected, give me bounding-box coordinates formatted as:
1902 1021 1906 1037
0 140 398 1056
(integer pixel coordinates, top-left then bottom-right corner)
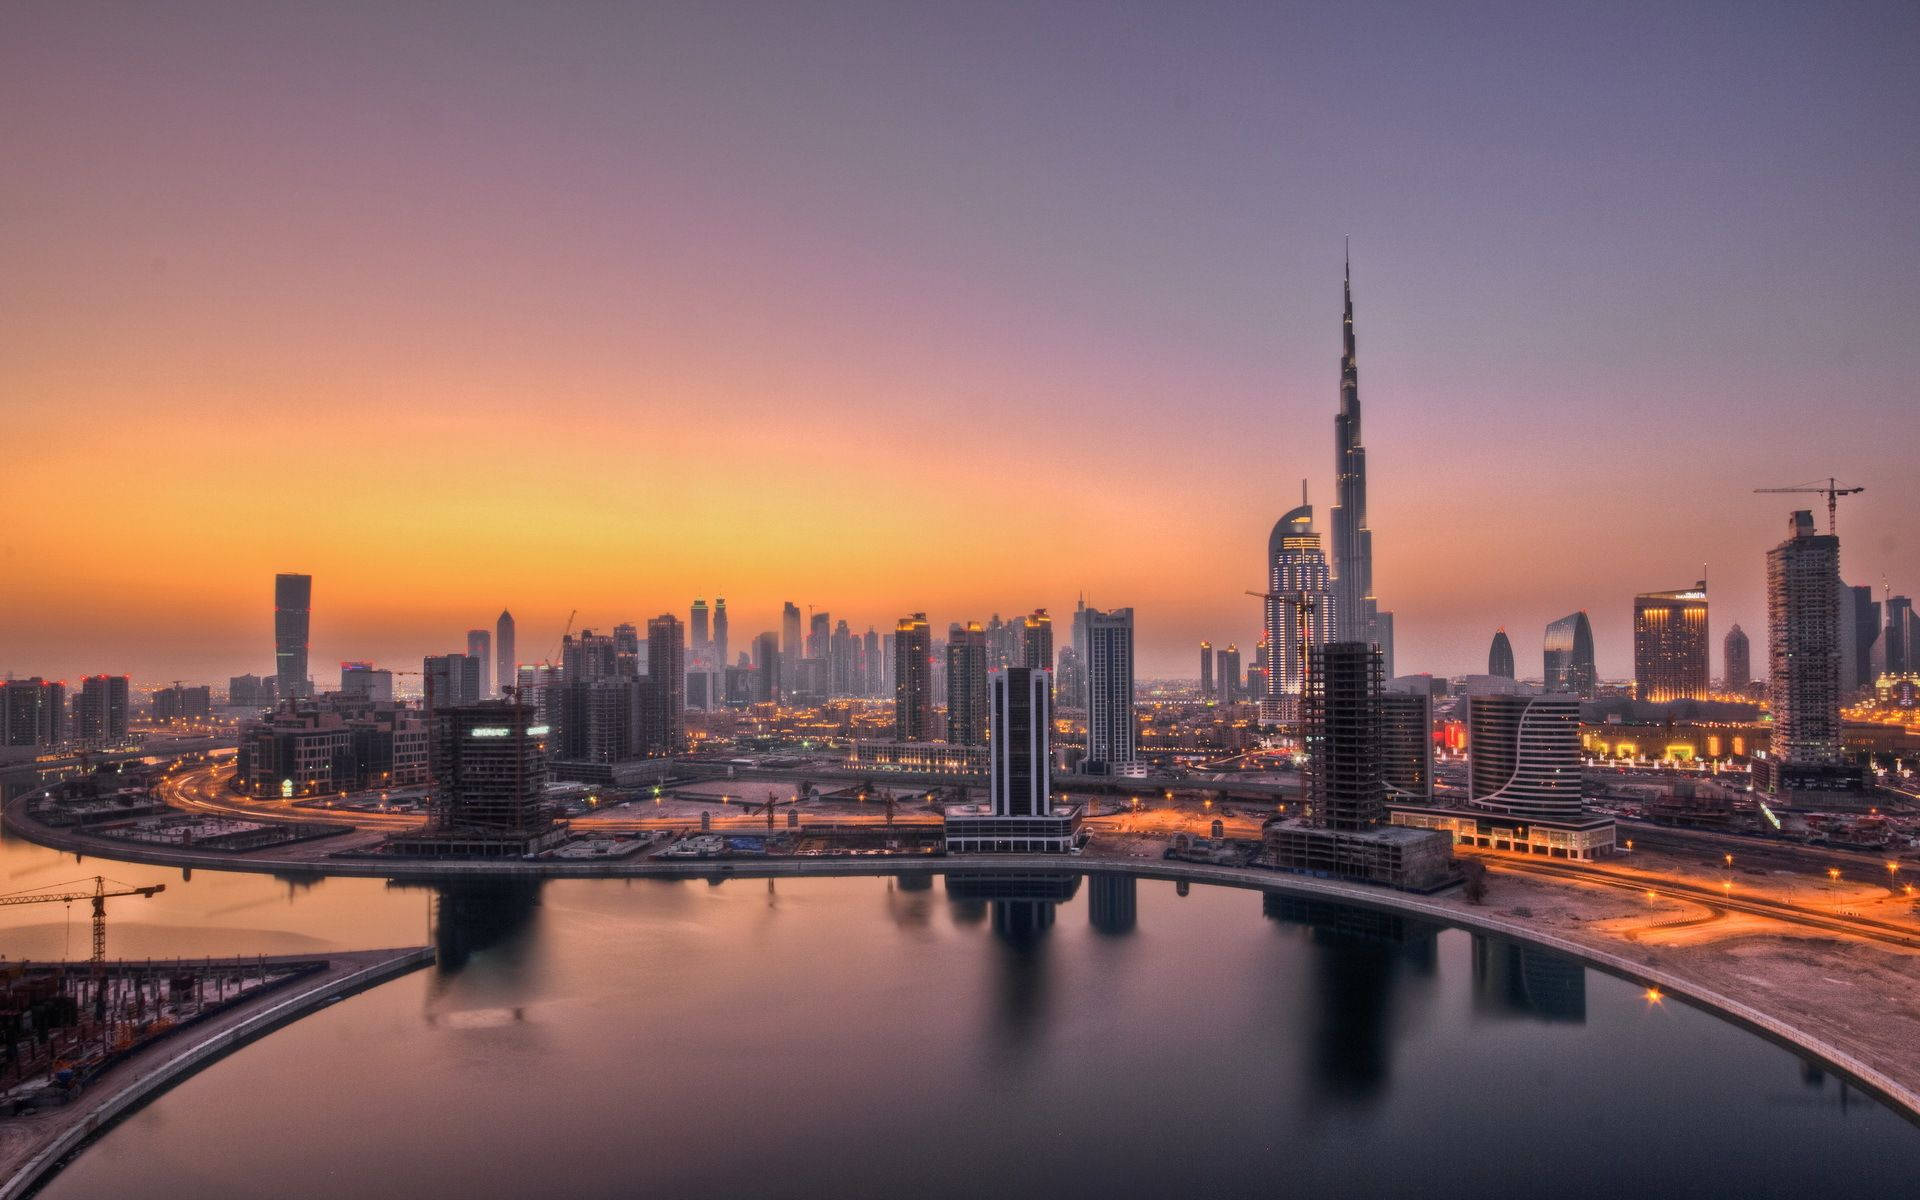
0 876 165 963
1754 477 1863 536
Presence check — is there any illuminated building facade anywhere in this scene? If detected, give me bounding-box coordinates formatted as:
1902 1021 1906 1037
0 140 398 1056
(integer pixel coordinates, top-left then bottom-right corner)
1633 582 1709 702
944 666 1081 854
1021 609 1053 672
945 621 989 746
274 572 312 700
1083 606 1136 773
894 613 933 741
1542 611 1596 698
1263 500 1333 720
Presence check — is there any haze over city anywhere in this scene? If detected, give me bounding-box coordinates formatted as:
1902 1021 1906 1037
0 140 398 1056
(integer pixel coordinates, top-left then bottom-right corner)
5 1 1917 683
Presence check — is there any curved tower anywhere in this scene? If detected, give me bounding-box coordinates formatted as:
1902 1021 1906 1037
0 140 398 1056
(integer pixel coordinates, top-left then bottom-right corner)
1263 499 1334 714
1543 612 1596 698
1488 629 1515 679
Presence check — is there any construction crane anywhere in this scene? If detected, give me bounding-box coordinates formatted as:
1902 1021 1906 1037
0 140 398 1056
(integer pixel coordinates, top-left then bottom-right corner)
1754 477 1863 536
546 609 579 667
0 876 165 963
1245 588 1320 701
742 790 797 830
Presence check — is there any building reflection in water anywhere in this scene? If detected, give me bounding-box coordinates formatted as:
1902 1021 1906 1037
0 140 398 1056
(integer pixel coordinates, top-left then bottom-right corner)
1470 936 1587 1024
1088 874 1137 937
946 873 1082 1040
1263 893 1439 1103
405 878 543 974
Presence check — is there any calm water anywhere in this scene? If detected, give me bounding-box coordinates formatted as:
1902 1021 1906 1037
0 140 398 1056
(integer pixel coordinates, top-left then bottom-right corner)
6 830 1920 1199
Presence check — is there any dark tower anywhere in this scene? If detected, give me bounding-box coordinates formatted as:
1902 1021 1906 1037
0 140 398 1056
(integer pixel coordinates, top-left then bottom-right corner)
1330 247 1382 658
1488 628 1515 679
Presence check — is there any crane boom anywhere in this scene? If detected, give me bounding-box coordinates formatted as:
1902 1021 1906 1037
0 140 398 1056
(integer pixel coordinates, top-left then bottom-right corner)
1752 477 1863 535
0 876 166 963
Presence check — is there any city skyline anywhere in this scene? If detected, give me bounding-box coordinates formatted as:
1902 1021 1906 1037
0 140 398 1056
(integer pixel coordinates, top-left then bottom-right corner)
4 3 1917 684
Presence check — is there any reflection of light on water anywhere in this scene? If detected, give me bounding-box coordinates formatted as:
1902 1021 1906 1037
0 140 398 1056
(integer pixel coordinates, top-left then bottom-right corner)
428 1006 529 1029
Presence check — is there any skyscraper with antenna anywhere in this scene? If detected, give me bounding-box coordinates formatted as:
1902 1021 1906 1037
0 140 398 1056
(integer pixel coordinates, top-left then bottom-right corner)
1330 245 1393 674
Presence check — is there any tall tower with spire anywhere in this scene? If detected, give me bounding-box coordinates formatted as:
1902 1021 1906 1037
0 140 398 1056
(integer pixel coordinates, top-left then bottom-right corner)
1329 245 1392 674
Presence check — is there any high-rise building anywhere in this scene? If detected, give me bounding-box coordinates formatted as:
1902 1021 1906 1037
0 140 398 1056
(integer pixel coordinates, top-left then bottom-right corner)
752 631 781 704
1218 644 1242 704
1021 609 1053 672
807 610 831 663
228 674 275 709
466 629 493 697
424 653 483 711
495 610 515 701
644 614 686 754
152 684 213 722
1070 596 1090 707
1263 499 1333 717
74 675 130 745
1488 629 1515 679
422 700 553 847
1838 582 1877 695
863 627 881 697
713 597 730 672
1329 252 1390 660
781 602 803 683
1378 690 1433 803
1633 581 1709 702
945 622 989 746
1053 646 1085 709
1199 641 1215 697
943 666 1081 854
881 632 897 695
1466 694 1582 821
1302 642 1386 831
690 599 711 668
1767 511 1841 766
894 614 933 741
1542 612 1596 698
1886 595 1913 676
830 619 856 696
274 573 312 700
1083 606 1136 773
339 663 394 702
1723 624 1751 693
2 678 66 746
612 623 641 678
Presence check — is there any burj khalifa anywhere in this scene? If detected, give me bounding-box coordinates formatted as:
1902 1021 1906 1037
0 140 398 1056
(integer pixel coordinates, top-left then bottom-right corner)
1329 248 1393 675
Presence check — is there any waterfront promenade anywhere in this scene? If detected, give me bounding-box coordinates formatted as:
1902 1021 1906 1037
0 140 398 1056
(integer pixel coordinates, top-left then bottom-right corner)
0 947 435 1200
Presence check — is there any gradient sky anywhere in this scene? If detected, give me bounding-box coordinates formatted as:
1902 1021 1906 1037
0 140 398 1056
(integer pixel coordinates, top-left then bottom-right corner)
4 1 1917 684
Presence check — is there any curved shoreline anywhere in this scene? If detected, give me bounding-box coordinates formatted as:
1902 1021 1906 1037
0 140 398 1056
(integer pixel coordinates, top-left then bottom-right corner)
8 799 1919 1127
0 947 435 1200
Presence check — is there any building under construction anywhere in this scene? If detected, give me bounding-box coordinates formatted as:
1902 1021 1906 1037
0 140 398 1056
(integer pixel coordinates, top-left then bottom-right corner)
383 699 569 858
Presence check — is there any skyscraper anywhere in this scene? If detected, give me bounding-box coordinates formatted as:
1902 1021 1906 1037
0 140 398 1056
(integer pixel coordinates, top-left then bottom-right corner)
1083 606 1136 773
1542 612 1596 698
1723 624 1751 693
1633 582 1709 702
1199 641 1215 697
894 613 932 741
424 699 551 845
424 653 483 711
1378 690 1433 803
781 602 803 684
943 665 1081 854
863 626 881 697
644 614 686 754
752 631 781 703
1767 511 1841 766
495 609 515 701
274 572 312 700
1886 595 1913 676
1263 498 1333 718
2 678 66 747
1218 644 1242 704
612 623 641 678
945 622 989 746
1329 251 1390 660
1466 694 1583 821
690 599 711 668
74 675 129 745
713 597 730 672
1837 582 1877 695
1302 642 1385 831
1021 609 1053 671
1488 629 1515 680
466 628 493 697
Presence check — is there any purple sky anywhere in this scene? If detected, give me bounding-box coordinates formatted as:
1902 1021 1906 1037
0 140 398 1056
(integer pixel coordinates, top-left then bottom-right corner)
3 1 1917 682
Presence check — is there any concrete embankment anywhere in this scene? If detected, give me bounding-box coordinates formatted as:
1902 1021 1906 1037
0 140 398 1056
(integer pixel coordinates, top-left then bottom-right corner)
0 947 435 1200
8 798 1920 1126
